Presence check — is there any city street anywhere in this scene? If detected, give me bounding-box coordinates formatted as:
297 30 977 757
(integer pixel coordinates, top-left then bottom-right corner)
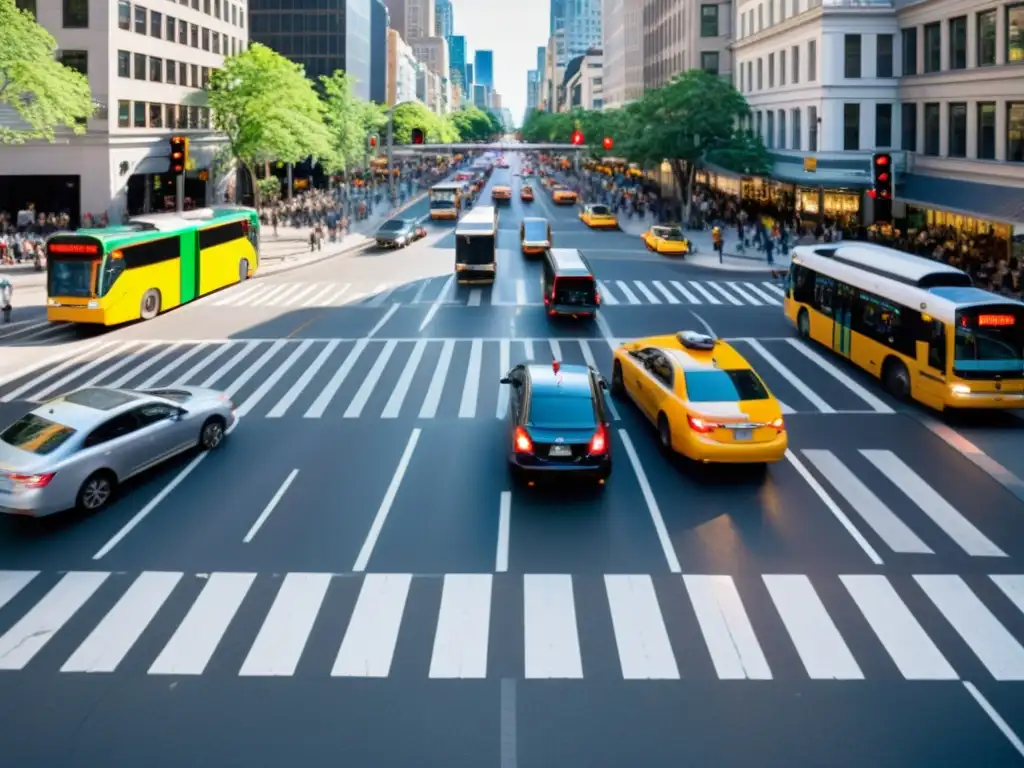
2 153 1024 766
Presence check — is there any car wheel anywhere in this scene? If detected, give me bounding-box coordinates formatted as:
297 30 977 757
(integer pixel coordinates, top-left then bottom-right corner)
611 361 626 397
77 471 117 513
140 289 161 320
797 309 811 338
657 413 673 453
238 259 249 283
199 416 227 450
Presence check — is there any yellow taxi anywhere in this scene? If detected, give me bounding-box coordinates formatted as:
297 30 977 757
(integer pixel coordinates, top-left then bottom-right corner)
641 225 690 256
491 185 512 203
552 186 578 205
579 203 618 229
611 331 787 465
520 217 551 256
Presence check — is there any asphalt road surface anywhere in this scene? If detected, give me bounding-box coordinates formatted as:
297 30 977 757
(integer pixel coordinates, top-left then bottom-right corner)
2 153 1024 767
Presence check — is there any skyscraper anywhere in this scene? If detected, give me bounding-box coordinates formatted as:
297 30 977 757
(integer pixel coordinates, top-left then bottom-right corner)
564 0 602 61
550 0 565 36
435 0 453 38
370 0 389 104
474 50 494 90
449 35 468 90
537 46 546 74
467 62 474 88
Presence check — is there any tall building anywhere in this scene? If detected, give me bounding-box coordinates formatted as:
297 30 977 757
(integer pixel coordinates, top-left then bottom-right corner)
550 0 566 36
412 37 451 113
435 0 453 38
387 28 420 106
564 48 604 110
467 62 474 87
491 91 503 109
383 0 435 42
537 46 546 74
543 30 566 109
642 0 730 89
564 0 603 63
474 50 494 89
601 0 643 108
449 35 468 90
473 83 489 109
251 0 371 95
526 70 541 111
370 0 389 104
0 0 248 223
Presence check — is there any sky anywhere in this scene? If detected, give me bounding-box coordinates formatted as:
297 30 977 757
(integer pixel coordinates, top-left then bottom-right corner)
452 0 548 121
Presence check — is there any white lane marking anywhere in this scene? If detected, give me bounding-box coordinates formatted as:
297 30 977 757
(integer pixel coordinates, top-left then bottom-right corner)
0 341 103 393
429 574 493 679
596 312 619 352
268 340 339 418
523 339 535 359
266 284 307 307
515 279 527 305
411 277 434 304
497 339 511 418
19 342 121 402
366 283 394 307
785 340 894 413
744 282 781 305
619 430 681 573
496 491 511 573
706 282 744 305
991 575 1024 616
597 280 619 304
743 339 834 413
239 572 331 676
344 340 398 418
382 339 428 418
243 469 299 542
283 284 324 306
352 429 421 572
605 575 680 680
523 574 583 679
321 283 353 305
685 574 771 679
366 303 400 338
234 284 276 307
840 574 957 680
633 281 661 304
862 450 1005 557
93 451 210 559
764 281 787 297
802 450 933 554
223 339 288 398
304 339 369 418
79 342 159 388
785 449 883 564
299 284 337 307
916 574 1024 680
0 571 38 611
199 340 260 388
212 283 264 306
615 280 640 304
668 280 700 303
0 572 110 670
468 288 483 306
61 571 183 673
688 281 721 304
548 339 562 361
459 339 483 418
763 574 864 680
420 339 455 419
148 573 255 675
332 573 412 677
158 342 227 387
726 282 763 306
651 281 680 304
420 275 454 330
963 681 1024 759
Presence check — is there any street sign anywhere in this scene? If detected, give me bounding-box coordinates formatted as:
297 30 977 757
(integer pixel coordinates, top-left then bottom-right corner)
803 157 817 172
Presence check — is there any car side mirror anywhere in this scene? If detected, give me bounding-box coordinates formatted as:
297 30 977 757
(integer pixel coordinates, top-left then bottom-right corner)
500 376 511 385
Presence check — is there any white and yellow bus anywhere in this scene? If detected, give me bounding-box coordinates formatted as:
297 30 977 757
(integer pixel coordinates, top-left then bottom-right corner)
429 183 462 220
784 242 1024 411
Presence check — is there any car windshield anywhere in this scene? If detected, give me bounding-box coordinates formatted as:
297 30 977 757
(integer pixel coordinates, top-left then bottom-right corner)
684 370 770 402
523 221 548 241
0 413 77 456
590 205 611 215
379 220 406 231
528 395 595 429
654 228 685 241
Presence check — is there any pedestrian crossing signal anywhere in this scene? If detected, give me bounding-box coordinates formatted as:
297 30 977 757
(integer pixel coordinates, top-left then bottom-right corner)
169 136 188 175
368 134 378 151
411 128 424 145
571 130 584 146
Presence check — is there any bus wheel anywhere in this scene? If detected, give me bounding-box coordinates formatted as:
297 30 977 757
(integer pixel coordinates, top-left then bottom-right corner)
239 259 249 282
140 289 161 320
797 309 810 338
882 358 911 400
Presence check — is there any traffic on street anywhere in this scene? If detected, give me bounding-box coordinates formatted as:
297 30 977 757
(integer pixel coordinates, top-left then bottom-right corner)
2 149 1024 767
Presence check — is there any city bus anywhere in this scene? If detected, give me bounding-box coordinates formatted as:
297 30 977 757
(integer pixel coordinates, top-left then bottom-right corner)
454 205 498 284
46 206 259 326
785 242 1024 410
429 183 462 220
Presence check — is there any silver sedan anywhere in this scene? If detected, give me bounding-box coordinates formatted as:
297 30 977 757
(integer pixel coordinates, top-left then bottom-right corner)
0 386 236 517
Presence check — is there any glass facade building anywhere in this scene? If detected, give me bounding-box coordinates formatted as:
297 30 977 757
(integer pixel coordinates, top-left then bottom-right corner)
474 50 494 90
449 34 467 90
370 0 388 104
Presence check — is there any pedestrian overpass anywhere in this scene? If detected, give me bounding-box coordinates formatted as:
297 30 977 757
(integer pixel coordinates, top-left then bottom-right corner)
397 143 584 151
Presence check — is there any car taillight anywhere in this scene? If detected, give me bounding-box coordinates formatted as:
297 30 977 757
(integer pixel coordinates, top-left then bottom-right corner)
513 426 534 454
771 418 785 431
687 415 719 434
8 472 55 489
588 425 608 455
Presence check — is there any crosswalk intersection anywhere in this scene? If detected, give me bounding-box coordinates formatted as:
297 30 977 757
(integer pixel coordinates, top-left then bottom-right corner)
0 336 893 417
0 317 80 346
1 569 1023 681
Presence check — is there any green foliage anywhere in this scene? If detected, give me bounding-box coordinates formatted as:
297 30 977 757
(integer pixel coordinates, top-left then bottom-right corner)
0 0 94 144
319 69 378 170
256 176 281 203
706 130 773 176
520 110 574 142
450 106 502 141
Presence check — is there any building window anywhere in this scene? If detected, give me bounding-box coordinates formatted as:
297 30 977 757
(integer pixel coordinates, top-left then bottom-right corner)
1009 6 1024 62
179 20 187 44
191 23 199 47
201 67 210 87
978 11 997 66
791 45 800 83
118 100 130 128
700 4 718 37
59 50 88 75
215 0 221 18
204 0 211 12
189 106 200 129
756 111 763 138
747 61 753 91
901 103 917 152
808 106 818 151
177 104 188 129
792 0 797 15
191 64 199 87
843 103 860 150
808 40 817 81
876 34 893 77
62 0 88 27
768 0 774 25
923 103 940 155
741 14 746 37
701 52 720 74
844 34 861 78
875 103 892 147
792 108 802 150
118 0 130 29
133 101 146 128
15 0 36 15
923 23 941 72
231 3 236 24
165 104 176 129
180 61 188 86
134 5 146 34
117 50 131 78
202 27 210 51
757 58 763 89
947 103 967 157
778 110 786 149
213 31 220 54
780 49 786 85
166 59 176 84
150 9 162 38
134 53 146 80
758 4 763 30
902 28 917 75
767 111 775 149
978 102 996 159
949 16 967 69
149 103 162 129
768 53 774 87
167 15 176 41
1007 103 1024 161
200 107 211 129
150 56 163 82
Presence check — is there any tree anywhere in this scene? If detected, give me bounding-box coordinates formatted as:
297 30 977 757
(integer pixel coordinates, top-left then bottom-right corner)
450 107 491 141
520 110 574 143
206 43 333 205
320 70 370 171
389 101 445 144
0 0 94 144
706 130 773 177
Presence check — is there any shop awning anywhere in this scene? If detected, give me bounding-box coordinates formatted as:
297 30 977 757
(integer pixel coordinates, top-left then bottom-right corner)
133 156 171 175
898 173 1024 229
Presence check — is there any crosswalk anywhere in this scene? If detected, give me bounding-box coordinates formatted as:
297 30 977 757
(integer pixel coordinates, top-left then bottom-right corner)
202 276 787 309
0 336 894 417
0 317 79 346
1 569 1022 680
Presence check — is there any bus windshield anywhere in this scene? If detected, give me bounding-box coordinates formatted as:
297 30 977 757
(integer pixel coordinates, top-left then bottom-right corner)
430 188 458 209
46 238 104 298
953 305 1024 377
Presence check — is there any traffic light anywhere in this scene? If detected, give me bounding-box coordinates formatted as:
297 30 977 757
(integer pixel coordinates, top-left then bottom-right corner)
411 128 424 145
602 136 614 151
571 130 584 146
368 133 378 151
871 152 893 223
169 135 188 175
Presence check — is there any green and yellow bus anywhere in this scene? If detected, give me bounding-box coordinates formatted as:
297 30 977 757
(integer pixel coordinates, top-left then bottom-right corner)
46 206 259 326
785 242 1024 411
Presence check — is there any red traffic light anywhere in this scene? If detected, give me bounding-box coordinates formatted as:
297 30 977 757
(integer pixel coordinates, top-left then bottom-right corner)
875 155 889 166
411 128 424 144
602 136 614 150
877 172 889 183
571 130 584 146
369 135 377 148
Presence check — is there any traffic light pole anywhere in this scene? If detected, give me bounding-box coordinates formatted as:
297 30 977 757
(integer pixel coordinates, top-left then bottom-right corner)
175 174 184 213
386 107 396 207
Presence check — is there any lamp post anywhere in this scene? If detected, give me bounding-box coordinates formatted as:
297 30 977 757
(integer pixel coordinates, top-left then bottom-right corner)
386 105 396 206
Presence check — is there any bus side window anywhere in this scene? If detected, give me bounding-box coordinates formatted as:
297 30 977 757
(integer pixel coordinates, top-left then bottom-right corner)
812 275 835 317
927 320 947 371
791 265 815 304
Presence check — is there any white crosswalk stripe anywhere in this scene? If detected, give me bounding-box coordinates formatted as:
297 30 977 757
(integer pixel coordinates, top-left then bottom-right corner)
1 570 1023 681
